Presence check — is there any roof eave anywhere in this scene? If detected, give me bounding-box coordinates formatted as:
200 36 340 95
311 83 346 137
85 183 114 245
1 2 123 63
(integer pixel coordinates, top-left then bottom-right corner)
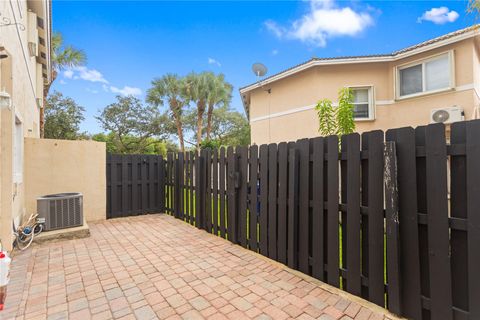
240 27 479 98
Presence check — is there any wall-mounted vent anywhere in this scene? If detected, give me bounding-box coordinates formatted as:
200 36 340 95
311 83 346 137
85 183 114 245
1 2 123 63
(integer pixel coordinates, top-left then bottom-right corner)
37 193 83 231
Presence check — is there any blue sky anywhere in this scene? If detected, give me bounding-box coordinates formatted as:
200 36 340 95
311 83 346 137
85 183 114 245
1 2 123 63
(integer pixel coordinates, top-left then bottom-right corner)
51 0 475 134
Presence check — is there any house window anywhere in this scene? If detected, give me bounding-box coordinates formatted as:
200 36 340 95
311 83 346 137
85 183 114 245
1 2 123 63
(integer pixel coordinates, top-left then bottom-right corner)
14 116 23 183
397 52 453 98
352 87 373 120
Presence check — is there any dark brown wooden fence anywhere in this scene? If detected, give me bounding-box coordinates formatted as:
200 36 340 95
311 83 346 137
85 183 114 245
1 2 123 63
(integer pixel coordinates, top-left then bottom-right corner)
106 154 165 218
163 120 480 320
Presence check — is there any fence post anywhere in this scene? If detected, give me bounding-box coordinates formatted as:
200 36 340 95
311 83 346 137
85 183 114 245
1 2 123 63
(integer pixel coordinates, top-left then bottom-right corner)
159 155 166 213
227 147 238 243
384 141 401 315
174 154 180 219
195 151 205 229
287 147 299 269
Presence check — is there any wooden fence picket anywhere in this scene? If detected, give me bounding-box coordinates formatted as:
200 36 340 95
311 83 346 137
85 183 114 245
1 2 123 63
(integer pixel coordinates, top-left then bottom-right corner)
465 120 480 320
424 124 453 320
268 143 278 260
363 131 386 307
259 145 269 255
277 142 288 264
327 135 340 287
219 148 227 237
249 145 259 250
311 137 325 281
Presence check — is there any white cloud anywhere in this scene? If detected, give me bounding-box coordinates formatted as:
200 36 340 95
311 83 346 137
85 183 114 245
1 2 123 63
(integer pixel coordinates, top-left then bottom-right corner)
208 58 221 67
86 88 99 94
59 79 67 85
75 66 108 83
264 0 374 47
418 7 459 24
64 66 108 84
63 66 142 97
264 20 286 38
272 49 279 56
63 70 74 79
109 85 142 96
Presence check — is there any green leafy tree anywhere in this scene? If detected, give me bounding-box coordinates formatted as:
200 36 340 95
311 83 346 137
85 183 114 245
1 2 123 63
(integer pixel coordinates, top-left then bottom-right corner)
315 99 336 136
183 105 250 147
147 74 188 152
44 91 86 140
92 132 177 156
43 32 86 137
200 139 221 150
90 133 117 153
96 95 169 154
336 87 355 136
209 106 250 146
315 87 355 138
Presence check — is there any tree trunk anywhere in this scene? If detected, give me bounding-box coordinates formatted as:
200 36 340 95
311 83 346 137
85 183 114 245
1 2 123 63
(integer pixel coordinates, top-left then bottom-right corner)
206 102 214 140
196 101 205 150
174 114 185 153
42 70 57 138
170 100 185 153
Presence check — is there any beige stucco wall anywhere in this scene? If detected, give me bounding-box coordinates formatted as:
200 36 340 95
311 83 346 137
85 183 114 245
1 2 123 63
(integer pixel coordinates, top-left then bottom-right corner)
0 0 48 250
24 138 107 223
249 38 479 145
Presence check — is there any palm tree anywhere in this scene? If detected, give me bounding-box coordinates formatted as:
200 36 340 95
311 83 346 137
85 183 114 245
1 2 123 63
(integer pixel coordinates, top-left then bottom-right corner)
205 73 232 140
185 72 209 150
147 74 188 152
43 32 86 137
468 0 480 16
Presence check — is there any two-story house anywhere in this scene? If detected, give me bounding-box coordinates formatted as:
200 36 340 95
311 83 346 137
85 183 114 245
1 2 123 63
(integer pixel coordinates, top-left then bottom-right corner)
0 0 52 250
240 25 480 145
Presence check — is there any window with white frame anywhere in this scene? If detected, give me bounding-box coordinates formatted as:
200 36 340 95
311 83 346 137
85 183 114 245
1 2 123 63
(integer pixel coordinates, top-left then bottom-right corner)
13 116 23 183
397 52 453 98
351 87 373 120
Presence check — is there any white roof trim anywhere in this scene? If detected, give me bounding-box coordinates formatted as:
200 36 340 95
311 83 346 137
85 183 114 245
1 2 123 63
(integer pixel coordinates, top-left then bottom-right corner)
240 29 478 95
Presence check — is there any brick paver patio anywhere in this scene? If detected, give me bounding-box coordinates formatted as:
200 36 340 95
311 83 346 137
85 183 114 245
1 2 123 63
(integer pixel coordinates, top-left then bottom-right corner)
2 215 401 320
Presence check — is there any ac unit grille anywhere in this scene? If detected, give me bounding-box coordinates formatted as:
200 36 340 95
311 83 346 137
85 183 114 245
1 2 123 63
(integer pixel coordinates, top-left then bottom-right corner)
38 193 83 231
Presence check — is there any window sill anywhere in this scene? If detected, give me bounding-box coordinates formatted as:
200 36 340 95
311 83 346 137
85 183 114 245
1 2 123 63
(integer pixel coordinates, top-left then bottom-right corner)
396 87 454 101
354 118 375 122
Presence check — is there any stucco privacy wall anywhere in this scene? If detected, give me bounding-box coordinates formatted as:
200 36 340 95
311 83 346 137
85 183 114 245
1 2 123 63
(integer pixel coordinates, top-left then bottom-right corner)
24 138 107 222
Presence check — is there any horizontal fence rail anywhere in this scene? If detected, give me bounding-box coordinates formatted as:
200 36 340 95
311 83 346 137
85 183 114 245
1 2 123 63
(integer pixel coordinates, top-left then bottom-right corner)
121 120 480 320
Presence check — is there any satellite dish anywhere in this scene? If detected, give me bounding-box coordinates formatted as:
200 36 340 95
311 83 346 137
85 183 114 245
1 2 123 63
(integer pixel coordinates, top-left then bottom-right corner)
252 63 268 77
432 109 450 123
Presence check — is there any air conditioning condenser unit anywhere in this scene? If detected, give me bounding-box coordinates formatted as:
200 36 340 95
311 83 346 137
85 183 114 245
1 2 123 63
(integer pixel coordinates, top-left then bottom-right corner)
430 107 464 124
37 193 83 231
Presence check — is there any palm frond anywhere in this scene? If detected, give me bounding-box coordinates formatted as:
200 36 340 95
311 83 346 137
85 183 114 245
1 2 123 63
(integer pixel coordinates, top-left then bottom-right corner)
51 32 87 71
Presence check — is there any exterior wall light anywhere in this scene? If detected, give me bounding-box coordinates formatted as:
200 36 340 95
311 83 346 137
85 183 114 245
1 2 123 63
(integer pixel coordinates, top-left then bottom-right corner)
0 91 12 110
